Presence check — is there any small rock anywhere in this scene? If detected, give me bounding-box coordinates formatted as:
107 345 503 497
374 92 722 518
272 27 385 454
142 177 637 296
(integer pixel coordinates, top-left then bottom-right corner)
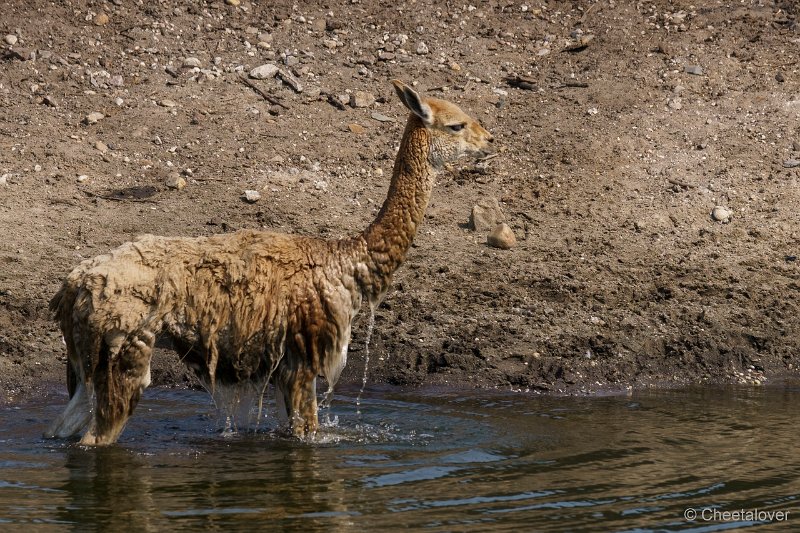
314 180 328 191
711 206 731 222
76 174 89 183
336 94 350 107
268 105 283 116
243 190 261 203
450 62 461 71
371 112 395 123
94 140 108 153
165 65 179 78
249 63 279 79
108 74 124 87
94 13 109 26
159 99 177 108
183 57 202 68
350 90 376 108
225 0 241 5
470 197 505 231
348 123 366 134
4 34 18 46
776 72 785 83
114 97 124 106
587 107 599 116
166 173 187 190
277 69 303 92
783 159 800 168
487 223 517 250
416 41 430 55
0 174 7 186
285 55 299 67
668 97 682 110
684 65 703 76
41 95 58 107
83 112 104 125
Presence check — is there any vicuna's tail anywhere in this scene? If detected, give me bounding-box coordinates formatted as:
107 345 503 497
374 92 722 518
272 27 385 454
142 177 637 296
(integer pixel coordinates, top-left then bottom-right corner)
44 280 93 439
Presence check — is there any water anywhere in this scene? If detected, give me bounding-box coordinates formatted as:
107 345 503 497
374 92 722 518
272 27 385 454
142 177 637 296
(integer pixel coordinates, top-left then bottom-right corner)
1 384 798 531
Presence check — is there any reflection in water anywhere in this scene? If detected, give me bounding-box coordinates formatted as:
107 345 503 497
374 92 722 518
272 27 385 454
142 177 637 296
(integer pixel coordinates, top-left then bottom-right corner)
0 384 798 531
60 447 158 532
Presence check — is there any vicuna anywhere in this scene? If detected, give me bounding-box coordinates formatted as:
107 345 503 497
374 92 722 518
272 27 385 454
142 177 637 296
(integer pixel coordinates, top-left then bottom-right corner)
45 80 493 445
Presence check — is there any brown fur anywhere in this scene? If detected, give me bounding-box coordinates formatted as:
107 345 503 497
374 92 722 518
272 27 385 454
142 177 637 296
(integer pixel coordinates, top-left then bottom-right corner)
45 80 492 445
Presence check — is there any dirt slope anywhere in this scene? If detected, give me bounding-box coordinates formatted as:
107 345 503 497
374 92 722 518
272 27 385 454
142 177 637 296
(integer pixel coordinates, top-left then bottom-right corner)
1 0 798 403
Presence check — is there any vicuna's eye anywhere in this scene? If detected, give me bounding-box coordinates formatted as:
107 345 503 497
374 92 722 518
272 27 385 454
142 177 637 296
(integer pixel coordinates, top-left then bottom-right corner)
447 123 466 132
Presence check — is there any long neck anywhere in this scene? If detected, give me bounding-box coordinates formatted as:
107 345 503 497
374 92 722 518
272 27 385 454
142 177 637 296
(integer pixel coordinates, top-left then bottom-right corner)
356 115 434 302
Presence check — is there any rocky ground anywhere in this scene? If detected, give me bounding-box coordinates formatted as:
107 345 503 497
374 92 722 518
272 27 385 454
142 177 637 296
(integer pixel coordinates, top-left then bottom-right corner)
1 0 799 405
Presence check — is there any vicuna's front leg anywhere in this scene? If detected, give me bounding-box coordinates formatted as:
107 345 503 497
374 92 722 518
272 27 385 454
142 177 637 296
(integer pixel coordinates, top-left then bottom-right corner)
276 364 319 439
82 331 155 445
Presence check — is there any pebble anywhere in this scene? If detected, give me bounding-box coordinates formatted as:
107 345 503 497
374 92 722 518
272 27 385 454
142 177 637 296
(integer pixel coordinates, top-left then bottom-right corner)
76 174 89 183
350 90 376 108
250 63 278 80
243 190 261 203
83 112 104 125
371 112 395 123
159 99 177 108
783 159 800 168
684 65 703 75
183 57 202 68
487 223 517 250
0 174 7 186
314 180 328 191
470 197 505 231
225 0 241 5
114 97 124 106
668 97 682 110
94 140 108 153
416 42 430 55
711 205 731 222
348 123 366 134
4 34 18 46
94 13 109 26
166 173 187 190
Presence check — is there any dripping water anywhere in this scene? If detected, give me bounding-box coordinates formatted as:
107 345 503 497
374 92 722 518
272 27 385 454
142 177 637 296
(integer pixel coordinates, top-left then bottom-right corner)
356 304 377 415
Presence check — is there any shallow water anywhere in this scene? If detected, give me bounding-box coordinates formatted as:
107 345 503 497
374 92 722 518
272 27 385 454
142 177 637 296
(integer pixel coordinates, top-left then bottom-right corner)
1 384 798 531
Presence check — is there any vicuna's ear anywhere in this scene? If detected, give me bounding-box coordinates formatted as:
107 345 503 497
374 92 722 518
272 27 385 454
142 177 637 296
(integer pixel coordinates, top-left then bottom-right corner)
392 79 433 125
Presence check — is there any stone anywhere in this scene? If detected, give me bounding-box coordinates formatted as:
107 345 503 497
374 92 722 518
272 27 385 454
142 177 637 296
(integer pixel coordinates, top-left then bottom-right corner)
684 65 703 76
94 13 109 26
416 41 430 55
76 174 89 183
711 206 731 222
166 173 186 190
183 57 202 68
783 159 800 168
83 112 104 125
94 140 108 153
243 190 261 203
225 0 241 5
348 123 366 134
250 63 279 79
159 99 177 108
487 223 517 249
371 112 395 123
469 197 505 231
350 90 375 108
4 35 18 46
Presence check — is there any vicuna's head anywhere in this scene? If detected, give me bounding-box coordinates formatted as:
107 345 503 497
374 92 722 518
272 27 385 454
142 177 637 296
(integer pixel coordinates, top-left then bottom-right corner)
393 80 493 168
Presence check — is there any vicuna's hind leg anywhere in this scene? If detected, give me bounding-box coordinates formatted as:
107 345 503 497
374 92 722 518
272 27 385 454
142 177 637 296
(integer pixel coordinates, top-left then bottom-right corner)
82 331 155 446
44 334 92 439
276 364 319 439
